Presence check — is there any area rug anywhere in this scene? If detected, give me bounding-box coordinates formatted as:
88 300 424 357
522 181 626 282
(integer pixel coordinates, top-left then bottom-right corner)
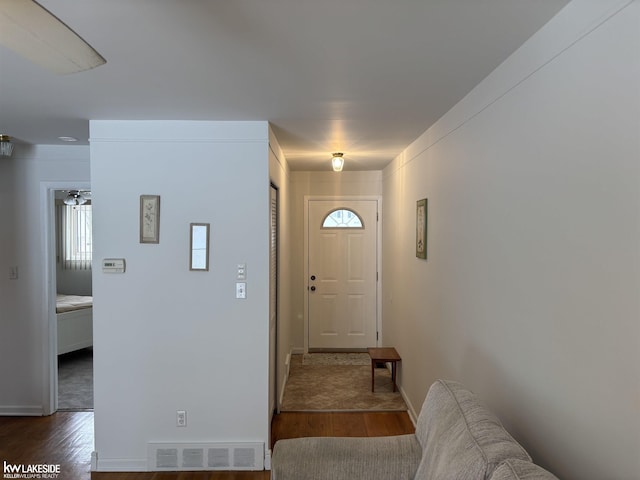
281 355 406 412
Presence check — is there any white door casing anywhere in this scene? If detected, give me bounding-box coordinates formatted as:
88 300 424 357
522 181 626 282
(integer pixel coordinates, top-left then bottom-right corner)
269 185 278 416
306 198 379 350
42 181 91 415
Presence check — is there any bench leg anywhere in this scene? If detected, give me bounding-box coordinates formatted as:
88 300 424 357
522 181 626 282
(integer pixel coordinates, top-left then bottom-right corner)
392 362 397 392
371 360 375 392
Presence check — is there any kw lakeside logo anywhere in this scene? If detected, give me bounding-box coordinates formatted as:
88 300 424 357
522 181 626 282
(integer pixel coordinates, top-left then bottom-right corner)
3 461 60 479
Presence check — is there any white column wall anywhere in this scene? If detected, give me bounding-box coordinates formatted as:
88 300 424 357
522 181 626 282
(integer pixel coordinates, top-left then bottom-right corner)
90 121 271 470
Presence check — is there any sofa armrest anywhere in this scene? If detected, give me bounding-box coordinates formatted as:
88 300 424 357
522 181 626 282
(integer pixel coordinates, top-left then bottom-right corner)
271 434 422 480
489 459 560 480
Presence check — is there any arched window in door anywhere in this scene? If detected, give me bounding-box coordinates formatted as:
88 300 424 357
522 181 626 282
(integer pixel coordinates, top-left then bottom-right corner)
322 209 364 228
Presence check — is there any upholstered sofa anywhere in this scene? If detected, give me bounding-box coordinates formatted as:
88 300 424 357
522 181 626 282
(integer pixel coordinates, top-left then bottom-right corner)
271 379 559 480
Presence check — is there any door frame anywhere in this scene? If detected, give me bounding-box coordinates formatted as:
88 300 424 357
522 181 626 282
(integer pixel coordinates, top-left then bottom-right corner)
303 195 382 353
41 181 91 415
269 183 279 418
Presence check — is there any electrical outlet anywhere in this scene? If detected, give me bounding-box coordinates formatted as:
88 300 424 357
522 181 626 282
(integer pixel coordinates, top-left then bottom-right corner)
8 266 18 280
176 410 187 427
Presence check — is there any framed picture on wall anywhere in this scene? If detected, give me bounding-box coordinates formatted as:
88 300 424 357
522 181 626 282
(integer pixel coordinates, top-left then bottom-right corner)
140 195 160 243
416 198 427 259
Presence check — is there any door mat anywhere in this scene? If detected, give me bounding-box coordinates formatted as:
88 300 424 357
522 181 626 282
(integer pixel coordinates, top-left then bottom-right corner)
302 353 371 366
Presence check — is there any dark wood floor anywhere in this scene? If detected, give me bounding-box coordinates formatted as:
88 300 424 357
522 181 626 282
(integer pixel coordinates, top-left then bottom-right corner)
0 411 94 480
0 411 414 480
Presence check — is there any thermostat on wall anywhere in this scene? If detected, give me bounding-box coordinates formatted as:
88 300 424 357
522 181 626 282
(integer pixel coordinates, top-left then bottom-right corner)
102 258 126 273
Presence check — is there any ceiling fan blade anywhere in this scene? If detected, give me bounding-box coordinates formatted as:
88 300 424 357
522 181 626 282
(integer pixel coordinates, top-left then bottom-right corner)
0 0 106 74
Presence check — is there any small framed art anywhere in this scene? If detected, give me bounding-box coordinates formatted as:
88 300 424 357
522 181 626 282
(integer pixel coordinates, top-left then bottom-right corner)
140 195 160 243
416 198 427 259
189 223 210 271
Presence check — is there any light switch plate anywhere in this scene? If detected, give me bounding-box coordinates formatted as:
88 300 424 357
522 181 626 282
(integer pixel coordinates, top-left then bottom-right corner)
237 263 246 280
236 282 246 299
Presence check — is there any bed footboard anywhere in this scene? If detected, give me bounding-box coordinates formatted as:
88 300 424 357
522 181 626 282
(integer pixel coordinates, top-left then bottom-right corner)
57 308 93 355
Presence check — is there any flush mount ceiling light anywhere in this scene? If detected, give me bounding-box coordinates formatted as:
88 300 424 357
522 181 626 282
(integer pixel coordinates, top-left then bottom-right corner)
0 0 106 74
64 190 87 206
0 135 14 157
331 152 344 172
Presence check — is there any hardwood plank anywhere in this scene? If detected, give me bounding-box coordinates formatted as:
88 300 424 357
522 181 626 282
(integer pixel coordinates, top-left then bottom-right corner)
92 474 153 480
271 411 414 444
329 412 368 437
0 412 94 480
271 412 333 443
363 411 415 437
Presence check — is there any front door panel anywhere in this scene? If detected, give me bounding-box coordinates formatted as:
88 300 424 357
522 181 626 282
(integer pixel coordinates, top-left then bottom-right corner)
308 200 377 350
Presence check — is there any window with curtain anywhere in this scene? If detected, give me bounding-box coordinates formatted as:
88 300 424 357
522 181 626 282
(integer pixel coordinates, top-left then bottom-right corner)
57 204 93 270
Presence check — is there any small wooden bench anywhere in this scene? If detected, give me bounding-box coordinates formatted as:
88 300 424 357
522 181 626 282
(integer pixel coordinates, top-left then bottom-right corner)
367 347 401 392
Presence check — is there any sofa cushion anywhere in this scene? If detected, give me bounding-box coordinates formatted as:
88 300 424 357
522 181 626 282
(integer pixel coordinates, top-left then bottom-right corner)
414 380 531 480
271 434 422 480
490 459 560 480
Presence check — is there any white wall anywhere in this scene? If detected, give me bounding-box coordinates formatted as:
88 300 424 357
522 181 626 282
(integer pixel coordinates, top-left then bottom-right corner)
56 265 93 296
382 1 639 479
0 145 90 415
90 121 271 470
289 171 382 350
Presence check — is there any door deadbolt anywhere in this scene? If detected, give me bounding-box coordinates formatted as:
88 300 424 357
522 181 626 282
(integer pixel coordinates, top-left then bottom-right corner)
310 275 316 280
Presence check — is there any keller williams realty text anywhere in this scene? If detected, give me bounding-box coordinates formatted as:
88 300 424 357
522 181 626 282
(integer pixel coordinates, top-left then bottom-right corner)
3 461 60 479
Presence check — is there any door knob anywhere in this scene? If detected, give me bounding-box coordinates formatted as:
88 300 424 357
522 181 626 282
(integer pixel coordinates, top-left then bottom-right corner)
310 286 316 291
310 275 316 280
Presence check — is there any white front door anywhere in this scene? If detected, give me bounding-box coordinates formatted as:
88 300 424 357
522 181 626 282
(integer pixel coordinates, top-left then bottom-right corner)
307 199 378 350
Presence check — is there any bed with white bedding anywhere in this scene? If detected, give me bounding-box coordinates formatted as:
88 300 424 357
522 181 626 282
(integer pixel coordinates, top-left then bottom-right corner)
56 294 93 355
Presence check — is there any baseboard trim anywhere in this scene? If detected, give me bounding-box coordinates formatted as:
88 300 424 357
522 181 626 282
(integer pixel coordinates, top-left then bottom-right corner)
278 350 292 410
0 405 44 416
399 387 418 426
95 458 147 472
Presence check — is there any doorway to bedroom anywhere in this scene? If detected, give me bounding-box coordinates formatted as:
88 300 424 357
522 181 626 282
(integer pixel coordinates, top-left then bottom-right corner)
54 189 94 411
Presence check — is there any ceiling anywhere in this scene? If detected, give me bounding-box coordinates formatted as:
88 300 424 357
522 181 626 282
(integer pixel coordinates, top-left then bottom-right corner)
0 0 569 171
